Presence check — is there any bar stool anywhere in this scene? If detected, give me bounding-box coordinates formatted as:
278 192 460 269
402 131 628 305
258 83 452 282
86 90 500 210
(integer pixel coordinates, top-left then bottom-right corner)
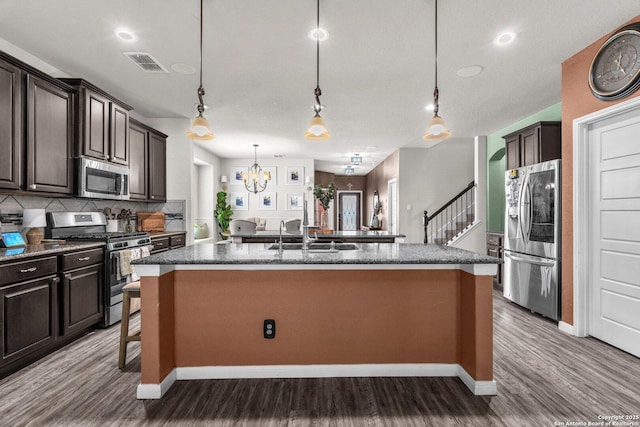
118 281 141 369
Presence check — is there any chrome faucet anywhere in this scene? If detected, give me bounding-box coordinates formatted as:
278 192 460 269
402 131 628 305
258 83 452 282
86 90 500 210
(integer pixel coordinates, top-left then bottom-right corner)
278 220 285 253
302 194 314 251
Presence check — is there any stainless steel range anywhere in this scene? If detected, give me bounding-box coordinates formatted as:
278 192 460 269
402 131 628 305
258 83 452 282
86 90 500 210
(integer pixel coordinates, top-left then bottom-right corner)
46 212 152 327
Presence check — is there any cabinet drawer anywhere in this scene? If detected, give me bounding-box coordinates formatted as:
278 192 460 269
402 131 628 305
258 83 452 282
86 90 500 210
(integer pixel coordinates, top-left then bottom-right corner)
0 256 57 286
170 234 185 248
486 233 503 247
60 248 104 271
151 237 170 253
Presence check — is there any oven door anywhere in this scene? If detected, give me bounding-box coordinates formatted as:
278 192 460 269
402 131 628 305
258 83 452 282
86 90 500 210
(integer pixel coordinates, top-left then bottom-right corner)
106 246 151 326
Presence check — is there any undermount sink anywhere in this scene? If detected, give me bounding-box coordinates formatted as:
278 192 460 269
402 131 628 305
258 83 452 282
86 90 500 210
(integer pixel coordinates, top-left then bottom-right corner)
268 242 359 251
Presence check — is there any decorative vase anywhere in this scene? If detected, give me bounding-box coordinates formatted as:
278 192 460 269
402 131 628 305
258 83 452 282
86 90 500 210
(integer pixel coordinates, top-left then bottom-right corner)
320 207 329 230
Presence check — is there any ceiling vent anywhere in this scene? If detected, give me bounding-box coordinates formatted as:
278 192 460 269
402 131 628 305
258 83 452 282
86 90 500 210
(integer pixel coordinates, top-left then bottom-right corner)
123 52 168 73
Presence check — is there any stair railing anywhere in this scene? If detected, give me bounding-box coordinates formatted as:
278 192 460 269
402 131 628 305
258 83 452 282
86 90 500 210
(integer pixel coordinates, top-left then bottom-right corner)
423 181 475 244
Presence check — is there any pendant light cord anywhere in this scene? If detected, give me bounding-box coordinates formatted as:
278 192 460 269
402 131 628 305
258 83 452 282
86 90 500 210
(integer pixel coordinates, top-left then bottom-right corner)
433 0 439 117
196 0 205 114
314 0 322 112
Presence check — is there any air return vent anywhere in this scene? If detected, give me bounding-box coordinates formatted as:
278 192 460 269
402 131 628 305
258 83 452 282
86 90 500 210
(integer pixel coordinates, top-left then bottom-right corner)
123 52 168 73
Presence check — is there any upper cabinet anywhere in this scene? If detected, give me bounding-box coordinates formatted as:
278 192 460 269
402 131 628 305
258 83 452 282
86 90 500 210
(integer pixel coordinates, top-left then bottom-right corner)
503 122 561 170
129 118 167 202
0 51 74 196
60 79 132 166
27 75 74 194
0 58 23 191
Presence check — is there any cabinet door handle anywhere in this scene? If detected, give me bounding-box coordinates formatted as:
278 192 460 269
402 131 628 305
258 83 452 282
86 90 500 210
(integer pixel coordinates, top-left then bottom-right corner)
77 257 91 261
20 267 37 273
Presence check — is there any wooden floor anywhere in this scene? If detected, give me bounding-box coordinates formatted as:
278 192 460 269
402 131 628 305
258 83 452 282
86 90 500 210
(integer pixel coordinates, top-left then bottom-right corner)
1 290 639 427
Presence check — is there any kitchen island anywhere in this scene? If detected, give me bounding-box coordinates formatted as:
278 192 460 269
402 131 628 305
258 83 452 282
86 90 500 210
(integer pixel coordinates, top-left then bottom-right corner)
230 229 405 243
132 243 499 399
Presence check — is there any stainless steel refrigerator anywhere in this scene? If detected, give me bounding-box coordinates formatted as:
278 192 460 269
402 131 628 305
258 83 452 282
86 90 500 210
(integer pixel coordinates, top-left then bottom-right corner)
503 159 561 320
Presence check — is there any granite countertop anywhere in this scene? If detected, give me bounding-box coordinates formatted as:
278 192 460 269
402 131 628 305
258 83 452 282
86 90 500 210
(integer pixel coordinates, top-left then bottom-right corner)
132 242 498 266
230 230 406 239
0 241 105 262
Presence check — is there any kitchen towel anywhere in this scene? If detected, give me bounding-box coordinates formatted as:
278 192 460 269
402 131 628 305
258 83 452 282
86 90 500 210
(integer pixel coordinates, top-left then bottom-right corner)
119 249 135 278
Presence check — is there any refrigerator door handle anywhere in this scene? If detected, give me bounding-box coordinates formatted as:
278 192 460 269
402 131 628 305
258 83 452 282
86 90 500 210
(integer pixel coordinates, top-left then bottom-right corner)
504 251 555 267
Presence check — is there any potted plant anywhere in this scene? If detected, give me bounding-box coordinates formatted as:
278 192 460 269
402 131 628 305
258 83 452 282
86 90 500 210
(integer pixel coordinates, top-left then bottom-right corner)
313 182 337 230
215 191 233 239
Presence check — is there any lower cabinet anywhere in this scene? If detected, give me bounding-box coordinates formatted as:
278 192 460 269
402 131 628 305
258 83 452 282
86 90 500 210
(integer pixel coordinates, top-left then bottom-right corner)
0 247 104 377
150 232 186 254
0 275 58 368
59 263 103 336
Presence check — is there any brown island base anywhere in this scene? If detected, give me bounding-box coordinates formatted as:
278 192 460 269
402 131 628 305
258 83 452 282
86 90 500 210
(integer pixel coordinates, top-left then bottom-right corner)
132 243 499 399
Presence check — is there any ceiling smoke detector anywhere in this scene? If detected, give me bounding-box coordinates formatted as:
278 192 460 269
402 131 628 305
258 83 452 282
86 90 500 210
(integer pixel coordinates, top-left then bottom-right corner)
123 52 168 73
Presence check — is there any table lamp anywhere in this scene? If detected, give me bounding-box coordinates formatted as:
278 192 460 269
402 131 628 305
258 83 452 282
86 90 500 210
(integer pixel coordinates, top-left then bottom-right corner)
23 209 46 245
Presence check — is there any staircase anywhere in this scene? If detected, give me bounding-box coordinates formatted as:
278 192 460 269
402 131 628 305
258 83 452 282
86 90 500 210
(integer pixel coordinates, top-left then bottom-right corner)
423 181 476 245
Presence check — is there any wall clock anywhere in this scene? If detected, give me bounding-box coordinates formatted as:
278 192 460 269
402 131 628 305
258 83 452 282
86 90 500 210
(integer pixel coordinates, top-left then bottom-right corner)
589 23 640 101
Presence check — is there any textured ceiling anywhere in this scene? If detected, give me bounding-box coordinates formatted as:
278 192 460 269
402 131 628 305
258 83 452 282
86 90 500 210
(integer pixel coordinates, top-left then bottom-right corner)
1 0 638 173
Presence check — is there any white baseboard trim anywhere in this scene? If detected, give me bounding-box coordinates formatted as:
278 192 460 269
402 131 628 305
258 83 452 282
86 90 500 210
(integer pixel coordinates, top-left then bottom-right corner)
457 366 497 395
558 321 575 336
136 363 497 399
136 368 176 399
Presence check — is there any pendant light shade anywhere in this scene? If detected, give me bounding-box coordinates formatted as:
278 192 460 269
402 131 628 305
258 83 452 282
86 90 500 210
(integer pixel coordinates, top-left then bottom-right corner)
423 0 451 143
305 0 330 140
187 0 214 141
305 113 331 140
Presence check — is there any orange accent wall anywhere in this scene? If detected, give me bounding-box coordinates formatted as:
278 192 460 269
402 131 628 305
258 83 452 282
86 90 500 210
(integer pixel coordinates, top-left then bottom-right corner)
560 15 640 325
140 268 493 384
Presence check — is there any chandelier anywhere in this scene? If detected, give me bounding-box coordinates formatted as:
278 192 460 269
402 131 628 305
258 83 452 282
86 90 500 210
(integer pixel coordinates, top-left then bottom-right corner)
350 154 362 165
242 144 271 194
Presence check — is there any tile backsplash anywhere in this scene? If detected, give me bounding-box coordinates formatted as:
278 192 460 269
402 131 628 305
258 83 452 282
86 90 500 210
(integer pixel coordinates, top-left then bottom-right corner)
0 195 185 233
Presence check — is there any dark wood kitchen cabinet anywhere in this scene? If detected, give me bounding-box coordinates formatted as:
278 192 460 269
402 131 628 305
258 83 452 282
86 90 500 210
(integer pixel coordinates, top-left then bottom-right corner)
27 75 74 194
0 51 74 196
503 122 561 170
0 57 23 191
61 78 132 166
486 232 503 288
129 119 148 200
129 118 167 202
149 130 167 202
0 256 58 370
59 247 104 336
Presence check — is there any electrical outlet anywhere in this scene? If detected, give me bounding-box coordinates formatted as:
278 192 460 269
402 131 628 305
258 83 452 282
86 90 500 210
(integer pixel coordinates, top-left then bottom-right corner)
263 319 276 339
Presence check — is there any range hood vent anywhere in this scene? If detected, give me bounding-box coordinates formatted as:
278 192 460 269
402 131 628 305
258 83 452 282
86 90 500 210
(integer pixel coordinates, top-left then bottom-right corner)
123 52 168 73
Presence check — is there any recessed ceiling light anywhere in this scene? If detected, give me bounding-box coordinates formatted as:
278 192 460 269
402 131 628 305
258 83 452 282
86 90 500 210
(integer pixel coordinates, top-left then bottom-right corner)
456 65 483 78
494 32 516 46
424 103 435 112
274 154 286 158
308 28 329 42
115 28 135 42
365 146 378 152
171 63 196 75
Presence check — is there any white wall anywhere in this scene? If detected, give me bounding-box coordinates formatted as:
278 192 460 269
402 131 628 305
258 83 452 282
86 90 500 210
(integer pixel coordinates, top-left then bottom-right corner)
449 136 487 254
398 139 475 244
220 157 314 230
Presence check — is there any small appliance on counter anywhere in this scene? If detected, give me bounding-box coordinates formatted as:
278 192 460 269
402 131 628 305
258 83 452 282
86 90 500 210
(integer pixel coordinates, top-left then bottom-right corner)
136 212 165 232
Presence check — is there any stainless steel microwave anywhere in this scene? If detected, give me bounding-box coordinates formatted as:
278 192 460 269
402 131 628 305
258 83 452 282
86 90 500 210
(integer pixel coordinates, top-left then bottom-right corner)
77 158 130 200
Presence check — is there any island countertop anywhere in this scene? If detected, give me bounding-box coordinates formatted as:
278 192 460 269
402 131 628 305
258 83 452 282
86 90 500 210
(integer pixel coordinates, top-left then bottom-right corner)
229 230 405 244
132 242 499 269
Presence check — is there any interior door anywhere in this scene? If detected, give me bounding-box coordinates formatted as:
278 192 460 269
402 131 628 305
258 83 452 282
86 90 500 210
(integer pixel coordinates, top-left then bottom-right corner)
589 108 640 357
338 192 360 231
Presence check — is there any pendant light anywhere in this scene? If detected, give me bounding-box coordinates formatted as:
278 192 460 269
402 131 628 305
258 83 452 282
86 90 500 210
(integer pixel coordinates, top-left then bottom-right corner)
423 0 451 143
241 145 271 194
186 0 214 140
304 0 330 140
